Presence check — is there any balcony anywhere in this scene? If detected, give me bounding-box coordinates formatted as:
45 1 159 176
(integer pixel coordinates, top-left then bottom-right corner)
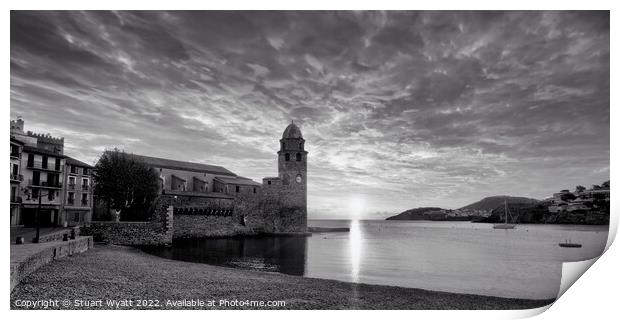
82 185 90 191
10 174 23 182
21 197 61 206
68 199 75 206
10 196 22 204
28 179 63 189
81 200 89 206
26 162 62 172
10 152 20 159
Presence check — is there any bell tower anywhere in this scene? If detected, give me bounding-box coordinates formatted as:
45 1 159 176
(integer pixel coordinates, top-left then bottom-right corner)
276 121 307 231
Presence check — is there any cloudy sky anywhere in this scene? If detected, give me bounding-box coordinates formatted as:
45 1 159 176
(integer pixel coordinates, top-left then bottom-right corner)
10 11 609 219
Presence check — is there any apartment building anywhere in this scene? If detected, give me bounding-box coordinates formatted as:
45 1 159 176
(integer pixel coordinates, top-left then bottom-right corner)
61 157 94 226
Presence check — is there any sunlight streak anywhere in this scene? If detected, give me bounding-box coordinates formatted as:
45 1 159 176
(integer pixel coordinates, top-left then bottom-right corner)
350 219 362 282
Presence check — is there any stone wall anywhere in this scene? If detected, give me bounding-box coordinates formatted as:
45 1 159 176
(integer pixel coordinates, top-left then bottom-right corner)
81 202 173 246
10 236 93 292
80 221 172 246
156 193 265 238
259 187 307 233
82 183 307 244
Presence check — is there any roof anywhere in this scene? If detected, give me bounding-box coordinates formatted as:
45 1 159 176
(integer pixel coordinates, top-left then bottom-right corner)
10 137 24 145
282 122 303 139
22 145 66 158
66 156 93 168
214 176 262 187
122 153 236 176
164 190 234 199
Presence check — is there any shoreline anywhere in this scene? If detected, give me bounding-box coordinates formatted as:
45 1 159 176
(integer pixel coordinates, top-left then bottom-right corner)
11 244 554 310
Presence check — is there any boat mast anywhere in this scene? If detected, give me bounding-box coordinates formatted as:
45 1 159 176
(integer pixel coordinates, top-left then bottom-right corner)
504 199 508 224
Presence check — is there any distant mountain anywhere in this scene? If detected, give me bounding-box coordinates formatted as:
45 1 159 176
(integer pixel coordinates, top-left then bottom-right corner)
385 207 444 220
459 196 540 211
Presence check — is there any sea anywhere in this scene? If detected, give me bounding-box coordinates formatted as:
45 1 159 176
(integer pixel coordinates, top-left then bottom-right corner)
142 219 609 299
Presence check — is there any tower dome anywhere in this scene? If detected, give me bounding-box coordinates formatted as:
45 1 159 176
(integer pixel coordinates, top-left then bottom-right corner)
282 121 303 139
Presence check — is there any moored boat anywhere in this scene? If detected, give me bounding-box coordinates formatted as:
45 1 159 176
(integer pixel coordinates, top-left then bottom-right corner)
559 240 582 248
493 199 516 229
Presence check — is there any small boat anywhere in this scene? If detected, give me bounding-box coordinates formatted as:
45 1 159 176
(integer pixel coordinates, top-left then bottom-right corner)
559 240 582 248
494 199 516 229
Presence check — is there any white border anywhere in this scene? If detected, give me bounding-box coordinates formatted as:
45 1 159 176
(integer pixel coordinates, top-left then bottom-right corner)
2 2 616 320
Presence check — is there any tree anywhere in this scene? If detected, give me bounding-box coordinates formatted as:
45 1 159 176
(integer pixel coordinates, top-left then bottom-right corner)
93 148 159 221
560 192 576 202
601 180 610 189
575 185 586 194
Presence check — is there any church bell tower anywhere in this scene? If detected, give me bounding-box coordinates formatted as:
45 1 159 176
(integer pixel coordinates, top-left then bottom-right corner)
277 121 307 231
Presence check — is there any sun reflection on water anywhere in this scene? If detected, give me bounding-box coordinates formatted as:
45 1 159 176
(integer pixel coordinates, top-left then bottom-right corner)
350 219 362 282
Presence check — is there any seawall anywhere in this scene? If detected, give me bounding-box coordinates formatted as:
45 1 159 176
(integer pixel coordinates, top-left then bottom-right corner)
10 236 94 292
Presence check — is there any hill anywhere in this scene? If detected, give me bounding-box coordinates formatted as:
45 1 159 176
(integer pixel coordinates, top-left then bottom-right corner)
459 196 539 211
385 207 444 220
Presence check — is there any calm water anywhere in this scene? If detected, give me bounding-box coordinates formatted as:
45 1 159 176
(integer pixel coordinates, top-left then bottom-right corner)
143 220 608 299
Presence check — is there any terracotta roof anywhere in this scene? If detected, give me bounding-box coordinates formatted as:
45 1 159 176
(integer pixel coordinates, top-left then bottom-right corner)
214 176 262 187
66 156 93 168
119 153 236 176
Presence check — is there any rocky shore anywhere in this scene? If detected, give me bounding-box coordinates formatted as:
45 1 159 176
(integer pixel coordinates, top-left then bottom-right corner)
10 245 554 310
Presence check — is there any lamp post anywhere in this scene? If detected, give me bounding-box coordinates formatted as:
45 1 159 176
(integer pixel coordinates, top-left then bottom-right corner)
32 189 51 244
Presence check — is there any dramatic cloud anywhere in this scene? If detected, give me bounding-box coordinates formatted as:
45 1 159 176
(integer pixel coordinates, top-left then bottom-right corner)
10 11 609 218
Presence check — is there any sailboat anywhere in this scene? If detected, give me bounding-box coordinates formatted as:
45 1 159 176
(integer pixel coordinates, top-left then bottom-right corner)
493 199 516 229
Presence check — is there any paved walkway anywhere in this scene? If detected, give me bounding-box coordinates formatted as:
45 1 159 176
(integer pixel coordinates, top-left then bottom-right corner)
10 236 94 291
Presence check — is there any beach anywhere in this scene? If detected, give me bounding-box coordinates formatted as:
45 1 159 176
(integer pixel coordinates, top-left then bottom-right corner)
10 245 554 310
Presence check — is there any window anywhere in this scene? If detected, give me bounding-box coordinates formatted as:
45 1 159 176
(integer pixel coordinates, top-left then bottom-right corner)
68 192 75 205
296 153 302 161
253 188 256 194
69 176 75 186
32 188 39 199
83 167 88 175
74 212 80 222
55 158 61 171
48 174 59 187
42 156 48 169
27 154 34 167
281 142 285 149
70 165 77 174
236 185 240 193
299 142 302 149
48 191 55 201
285 153 290 161
81 193 88 205
11 186 16 202
12 164 18 176
267 180 271 185
82 178 88 187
